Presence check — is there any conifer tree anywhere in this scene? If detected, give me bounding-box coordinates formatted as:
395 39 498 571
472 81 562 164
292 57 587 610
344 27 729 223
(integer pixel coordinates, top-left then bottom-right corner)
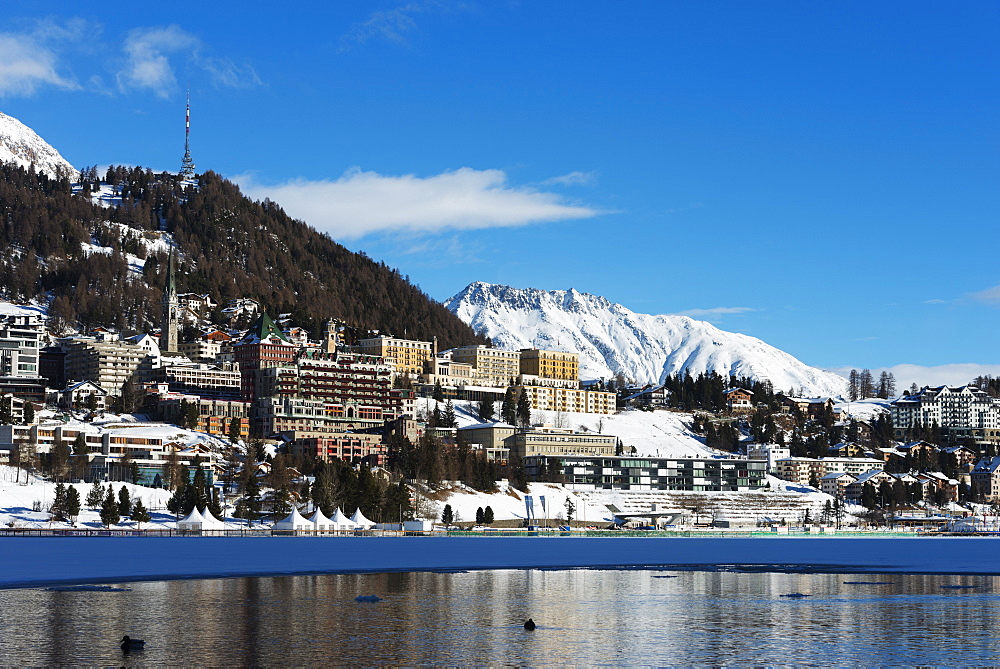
51 482 67 521
100 488 121 527
484 505 494 525
501 387 517 425
50 437 70 481
564 497 576 523
476 507 484 524
228 417 242 444
117 486 132 517
207 488 223 520
441 503 454 526
516 389 531 427
86 481 104 509
131 498 151 528
73 432 88 456
443 400 457 428
65 485 81 520
476 397 495 422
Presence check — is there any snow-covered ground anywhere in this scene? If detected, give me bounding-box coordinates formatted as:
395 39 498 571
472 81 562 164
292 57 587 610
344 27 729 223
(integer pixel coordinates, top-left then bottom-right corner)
80 221 176 276
835 397 890 422
418 397 722 459
0 301 46 318
0 466 176 530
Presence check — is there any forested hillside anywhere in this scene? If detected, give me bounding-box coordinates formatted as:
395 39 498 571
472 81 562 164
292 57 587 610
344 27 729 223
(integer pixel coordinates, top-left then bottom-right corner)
0 163 486 347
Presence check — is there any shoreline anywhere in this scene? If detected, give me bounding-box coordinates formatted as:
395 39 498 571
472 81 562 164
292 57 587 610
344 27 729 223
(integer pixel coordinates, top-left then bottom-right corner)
2 535 1000 588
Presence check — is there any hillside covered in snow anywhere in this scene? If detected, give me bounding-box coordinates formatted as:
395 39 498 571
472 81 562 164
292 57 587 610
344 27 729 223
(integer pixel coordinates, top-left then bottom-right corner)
0 112 76 180
446 282 847 397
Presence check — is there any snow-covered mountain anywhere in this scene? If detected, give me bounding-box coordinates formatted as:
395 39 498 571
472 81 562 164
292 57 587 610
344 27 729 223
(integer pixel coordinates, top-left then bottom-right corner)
0 112 77 179
445 282 847 397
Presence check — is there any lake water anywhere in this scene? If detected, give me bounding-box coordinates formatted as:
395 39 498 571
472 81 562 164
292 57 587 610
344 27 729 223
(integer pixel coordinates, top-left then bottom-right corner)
0 569 997 666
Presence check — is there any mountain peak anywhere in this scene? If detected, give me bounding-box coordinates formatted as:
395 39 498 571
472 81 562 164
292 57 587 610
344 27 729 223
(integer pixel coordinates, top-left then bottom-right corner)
446 282 847 396
0 112 77 179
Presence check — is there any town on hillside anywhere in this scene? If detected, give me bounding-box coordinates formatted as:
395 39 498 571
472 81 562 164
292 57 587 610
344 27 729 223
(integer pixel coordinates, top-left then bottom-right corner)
1 261 1000 532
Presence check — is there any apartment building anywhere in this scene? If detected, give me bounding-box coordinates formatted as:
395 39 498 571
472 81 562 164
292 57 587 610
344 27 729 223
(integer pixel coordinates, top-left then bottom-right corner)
506 426 616 459
448 345 520 387
154 394 251 440
0 313 46 402
0 422 215 484
232 312 298 401
285 429 386 465
519 384 616 415
355 336 434 376
527 455 768 492
61 333 157 396
518 348 579 382
158 360 242 400
891 385 1000 445
775 456 887 486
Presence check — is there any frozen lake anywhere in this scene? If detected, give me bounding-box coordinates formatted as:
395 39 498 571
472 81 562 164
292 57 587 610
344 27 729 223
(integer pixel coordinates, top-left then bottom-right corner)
0 568 997 665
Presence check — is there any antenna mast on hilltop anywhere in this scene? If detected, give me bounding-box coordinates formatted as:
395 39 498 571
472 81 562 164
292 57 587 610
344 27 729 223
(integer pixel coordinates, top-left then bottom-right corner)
180 87 196 178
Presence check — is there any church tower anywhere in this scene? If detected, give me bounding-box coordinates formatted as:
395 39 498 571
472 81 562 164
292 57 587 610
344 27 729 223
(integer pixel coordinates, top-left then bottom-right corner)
161 251 180 353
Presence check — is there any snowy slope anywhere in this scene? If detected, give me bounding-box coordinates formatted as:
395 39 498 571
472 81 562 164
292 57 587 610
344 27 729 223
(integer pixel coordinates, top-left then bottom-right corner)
446 282 847 396
0 112 77 179
417 397 723 459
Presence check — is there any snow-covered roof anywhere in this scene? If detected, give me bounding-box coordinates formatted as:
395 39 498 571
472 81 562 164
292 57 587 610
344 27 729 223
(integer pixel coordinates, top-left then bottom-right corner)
458 422 516 431
853 470 889 485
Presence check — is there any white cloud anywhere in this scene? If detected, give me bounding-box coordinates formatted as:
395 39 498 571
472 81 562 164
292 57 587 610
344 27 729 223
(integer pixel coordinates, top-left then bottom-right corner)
541 171 597 187
234 167 601 239
117 25 261 96
341 3 426 49
923 298 947 304
117 25 198 97
675 306 756 323
831 363 1000 391
0 32 78 97
200 57 262 89
970 284 1000 305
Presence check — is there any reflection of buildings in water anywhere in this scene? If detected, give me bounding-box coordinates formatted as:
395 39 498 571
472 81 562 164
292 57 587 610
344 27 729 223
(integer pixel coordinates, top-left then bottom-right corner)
7 571 1000 665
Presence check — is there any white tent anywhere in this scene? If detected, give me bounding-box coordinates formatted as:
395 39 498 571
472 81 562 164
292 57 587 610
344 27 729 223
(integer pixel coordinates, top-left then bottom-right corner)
272 508 314 532
330 507 357 531
177 506 206 531
350 508 375 529
308 509 334 532
199 507 227 530
177 506 226 531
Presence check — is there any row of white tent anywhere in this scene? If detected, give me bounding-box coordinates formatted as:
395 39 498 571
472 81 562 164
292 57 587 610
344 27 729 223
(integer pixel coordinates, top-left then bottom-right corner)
272 507 376 532
177 505 376 532
177 505 227 531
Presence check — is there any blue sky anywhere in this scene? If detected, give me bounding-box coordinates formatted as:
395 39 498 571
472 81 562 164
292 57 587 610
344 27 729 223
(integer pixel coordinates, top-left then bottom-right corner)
2 2 999 385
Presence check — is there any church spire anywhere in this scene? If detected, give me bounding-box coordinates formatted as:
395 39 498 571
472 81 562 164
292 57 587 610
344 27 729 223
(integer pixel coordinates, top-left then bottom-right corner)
180 88 196 178
162 251 179 353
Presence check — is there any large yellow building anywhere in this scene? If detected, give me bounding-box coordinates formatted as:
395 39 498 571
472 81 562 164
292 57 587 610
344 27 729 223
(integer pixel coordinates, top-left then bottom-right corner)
520 385 617 415
356 336 434 376
449 345 521 387
518 349 579 382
